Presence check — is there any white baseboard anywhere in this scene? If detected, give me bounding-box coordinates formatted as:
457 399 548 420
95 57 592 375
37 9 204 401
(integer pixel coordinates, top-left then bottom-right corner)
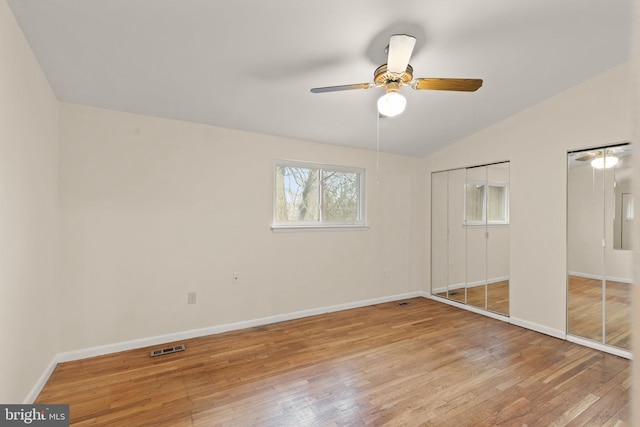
471 276 510 287
23 356 58 404
431 283 463 294
568 271 634 284
27 291 424 402
426 294 509 322
431 276 510 294
566 335 632 359
508 317 565 340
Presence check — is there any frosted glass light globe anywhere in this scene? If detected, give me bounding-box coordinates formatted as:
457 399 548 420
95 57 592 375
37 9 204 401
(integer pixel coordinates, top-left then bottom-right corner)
591 155 618 169
377 91 406 117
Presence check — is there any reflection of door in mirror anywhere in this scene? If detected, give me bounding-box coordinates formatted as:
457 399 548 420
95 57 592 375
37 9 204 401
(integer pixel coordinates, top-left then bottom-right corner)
567 143 632 352
620 193 633 250
614 174 633 250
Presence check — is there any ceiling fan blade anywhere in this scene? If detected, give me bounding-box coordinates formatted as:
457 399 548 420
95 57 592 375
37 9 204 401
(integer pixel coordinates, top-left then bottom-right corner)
412 78 483 92
575 152 599 161
387 34 416 74
310 83 374 93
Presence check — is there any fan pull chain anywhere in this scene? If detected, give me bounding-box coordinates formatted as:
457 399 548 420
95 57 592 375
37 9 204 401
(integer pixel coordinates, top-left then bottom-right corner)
376 112 380 185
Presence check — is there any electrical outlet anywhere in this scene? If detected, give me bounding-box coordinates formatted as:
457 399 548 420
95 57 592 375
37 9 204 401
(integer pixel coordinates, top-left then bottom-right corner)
187 292 197 304
232 272 240 284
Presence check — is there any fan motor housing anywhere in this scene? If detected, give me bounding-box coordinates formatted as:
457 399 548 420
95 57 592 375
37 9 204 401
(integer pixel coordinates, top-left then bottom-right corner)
374 64 413 87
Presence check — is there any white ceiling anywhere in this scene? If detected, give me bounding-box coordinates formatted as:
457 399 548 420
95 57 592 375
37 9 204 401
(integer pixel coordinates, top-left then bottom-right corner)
8 0 632 157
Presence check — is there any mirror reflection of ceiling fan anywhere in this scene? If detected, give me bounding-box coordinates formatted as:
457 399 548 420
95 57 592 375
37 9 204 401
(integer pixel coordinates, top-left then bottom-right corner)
310 34 483 117
575 146 630 169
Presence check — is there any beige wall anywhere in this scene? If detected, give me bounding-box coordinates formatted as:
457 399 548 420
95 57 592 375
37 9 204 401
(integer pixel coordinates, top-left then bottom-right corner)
3 0 637 406
57 103 423 352
425 62 633 334
0 0 60 403
631 1 639 423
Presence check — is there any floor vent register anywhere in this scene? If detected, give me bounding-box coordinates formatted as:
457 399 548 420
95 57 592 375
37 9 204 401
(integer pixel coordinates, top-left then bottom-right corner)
150 344 186 357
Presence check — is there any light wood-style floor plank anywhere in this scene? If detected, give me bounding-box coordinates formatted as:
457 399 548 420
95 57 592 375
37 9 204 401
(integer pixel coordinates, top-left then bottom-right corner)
435 281 509 316
567 275 632 350
36 298 630 426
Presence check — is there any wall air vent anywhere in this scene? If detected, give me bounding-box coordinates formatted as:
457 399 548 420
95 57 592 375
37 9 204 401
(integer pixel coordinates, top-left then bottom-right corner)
150 344 186 357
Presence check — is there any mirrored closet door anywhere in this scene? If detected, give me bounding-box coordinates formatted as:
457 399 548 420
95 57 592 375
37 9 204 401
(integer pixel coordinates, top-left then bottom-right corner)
567 143 633 352
431 169 467 303
485 163 510 314
431 162 510 316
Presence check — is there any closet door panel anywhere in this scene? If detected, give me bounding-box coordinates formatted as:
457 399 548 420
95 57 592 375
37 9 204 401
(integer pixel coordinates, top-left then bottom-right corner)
431 162 510 317
466 166 487 310
431 171 449 298
448 168 467 302
567 151 604 343
603 147 632 350
486 163 510 315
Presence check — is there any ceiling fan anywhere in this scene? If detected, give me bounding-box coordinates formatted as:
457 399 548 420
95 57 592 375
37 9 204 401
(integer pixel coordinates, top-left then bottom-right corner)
574 147 628 169
310 34 483 117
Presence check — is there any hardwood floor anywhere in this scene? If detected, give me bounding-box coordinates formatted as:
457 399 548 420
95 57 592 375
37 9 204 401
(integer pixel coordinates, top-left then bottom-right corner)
36 298 630 426
567 275 632 350
437 277 632 351
435 281 510 315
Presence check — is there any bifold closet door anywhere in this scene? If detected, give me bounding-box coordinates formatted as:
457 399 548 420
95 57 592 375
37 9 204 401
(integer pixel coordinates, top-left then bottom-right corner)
567 151 604 343
567 144 634 352
486 162 510 315
447 168 467 302
603 147 632 350
465 166 487 310
432 162 510 316
431 171 449 299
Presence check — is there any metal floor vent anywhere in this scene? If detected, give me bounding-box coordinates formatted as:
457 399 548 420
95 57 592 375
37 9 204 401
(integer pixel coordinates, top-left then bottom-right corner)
397 301 413 307
150 344 185 357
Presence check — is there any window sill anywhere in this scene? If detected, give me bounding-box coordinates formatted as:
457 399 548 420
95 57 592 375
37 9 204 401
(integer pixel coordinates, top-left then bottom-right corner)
464 222 510 227
271 224 370 232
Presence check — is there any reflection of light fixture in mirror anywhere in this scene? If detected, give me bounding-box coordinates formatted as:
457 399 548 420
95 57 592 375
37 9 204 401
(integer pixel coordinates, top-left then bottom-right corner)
377 82 406 117
591 154 619 169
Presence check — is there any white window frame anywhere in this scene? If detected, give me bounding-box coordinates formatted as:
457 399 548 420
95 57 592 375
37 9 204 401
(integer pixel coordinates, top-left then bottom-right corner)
464 180 509 226
272 159 367 231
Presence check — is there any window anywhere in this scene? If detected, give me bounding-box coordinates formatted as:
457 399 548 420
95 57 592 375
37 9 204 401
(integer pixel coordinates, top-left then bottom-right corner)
465 181 509 225
273 160 365 229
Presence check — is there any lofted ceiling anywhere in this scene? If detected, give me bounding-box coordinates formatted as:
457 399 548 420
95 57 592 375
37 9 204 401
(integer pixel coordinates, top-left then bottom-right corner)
7 0 633 157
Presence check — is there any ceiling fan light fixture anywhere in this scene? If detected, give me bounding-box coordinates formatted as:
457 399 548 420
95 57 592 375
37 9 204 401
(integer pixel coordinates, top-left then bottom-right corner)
591 154 619 169
377 90 406 117
310 34 483 116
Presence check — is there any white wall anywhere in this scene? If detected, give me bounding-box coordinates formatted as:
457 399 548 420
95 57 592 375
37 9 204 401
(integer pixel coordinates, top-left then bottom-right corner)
57 103 423 352
631 3 640 422
2 0 635 403
424 62 633 334
0 0 60 403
